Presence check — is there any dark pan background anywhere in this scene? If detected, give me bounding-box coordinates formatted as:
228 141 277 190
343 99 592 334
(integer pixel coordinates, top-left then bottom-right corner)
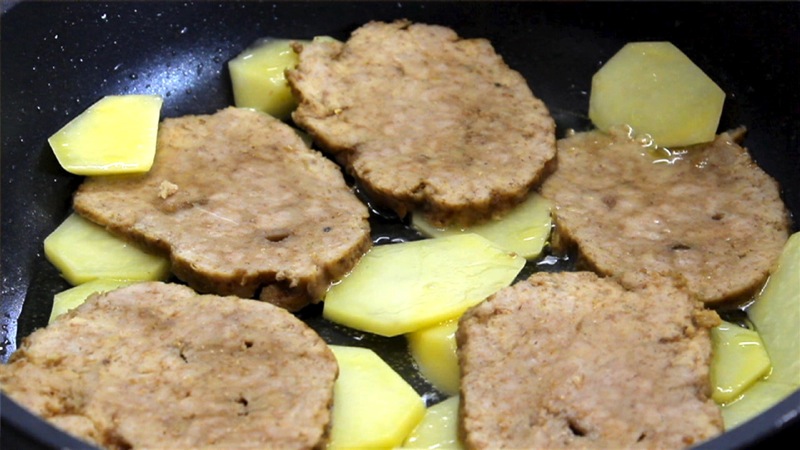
1 2 798 449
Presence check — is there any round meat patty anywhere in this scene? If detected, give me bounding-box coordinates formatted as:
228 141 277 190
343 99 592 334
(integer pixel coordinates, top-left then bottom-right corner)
287 20 556 227
0 282 338 450
457 272 723 450
540 127 790 304
73 107 371 311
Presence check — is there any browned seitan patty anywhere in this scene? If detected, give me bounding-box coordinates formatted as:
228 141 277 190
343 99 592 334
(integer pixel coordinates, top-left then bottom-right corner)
457 271 723 450
287 20 556 227
540 128 790 304
0 282 338 450
73 107 371 311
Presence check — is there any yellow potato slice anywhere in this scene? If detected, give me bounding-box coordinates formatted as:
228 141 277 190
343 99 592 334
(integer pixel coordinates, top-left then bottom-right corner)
229 37 336 120
412 193 551 259
589 42 725 148
323 234 525 337
401 396 464 450
721 380 797 430
229 38 301 119
328 345 426 450
48 95 162 175
710 320 771 404
407 319 460 396
748 232 800 386
50 278 138 323
44 213 170 285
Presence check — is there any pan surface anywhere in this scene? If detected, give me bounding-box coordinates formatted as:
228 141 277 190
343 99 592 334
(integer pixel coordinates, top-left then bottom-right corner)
1 2 798 449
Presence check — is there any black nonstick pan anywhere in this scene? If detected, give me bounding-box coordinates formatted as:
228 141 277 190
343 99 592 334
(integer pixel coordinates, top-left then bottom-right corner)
2 1 798 449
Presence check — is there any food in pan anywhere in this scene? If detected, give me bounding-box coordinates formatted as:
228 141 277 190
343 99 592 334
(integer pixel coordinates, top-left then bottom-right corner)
3 16 797 450
457 271 723 449
287 20 557 227
72 106 371 311
230 38 310 119
322 233 524 337
44 213 170 286
0 282 339 450
327 345 425 449
589 41 726 148
407 318 460 396
747 231 800 386
710 320 771 404
721 232 800 428
540 127 790 304
401 395 461 449
48 95 163 175
48 279 138 323
412 192 552 259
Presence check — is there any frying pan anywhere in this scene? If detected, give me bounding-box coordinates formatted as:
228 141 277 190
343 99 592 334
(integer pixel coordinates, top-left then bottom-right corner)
1 1 798 449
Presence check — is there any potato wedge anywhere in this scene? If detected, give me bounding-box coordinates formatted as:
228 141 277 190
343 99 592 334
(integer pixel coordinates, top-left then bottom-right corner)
407 319 460 396
229 39 301 119
412 193 551 259
323 234 524 337
721 380 797 430
710 320 771 404
748 232 800 386
48 95 162 175
50 279 138 323
328 345 426 450
44 213 170 285
589 42 725 147
401 396 463 450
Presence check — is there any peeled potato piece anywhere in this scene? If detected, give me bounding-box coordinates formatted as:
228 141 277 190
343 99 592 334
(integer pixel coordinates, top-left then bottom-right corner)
401 396 464 450
407 319 460 396
48 95 162 175
748 232 800 386
589 42 725 148
229 37 336 119
721 380 797 430
710 320 771 404
328 346 426 450
44 213 170 286
323 234 525 337
229 39 302 119
412 193 551 259
49 279 138 323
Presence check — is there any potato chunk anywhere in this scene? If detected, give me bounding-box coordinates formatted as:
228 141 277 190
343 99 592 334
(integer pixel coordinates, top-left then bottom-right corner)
748 232 800 386
710 320 771 404
50 279 138 323
407 319 460 396
401 396 464 450
589 42 725 147
229 39 301 119
44 213 170 285
48 95 162 175
323 234 525 337
721 380 797 430
229 37 335 120
412 193 551 259
328 346 426 450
